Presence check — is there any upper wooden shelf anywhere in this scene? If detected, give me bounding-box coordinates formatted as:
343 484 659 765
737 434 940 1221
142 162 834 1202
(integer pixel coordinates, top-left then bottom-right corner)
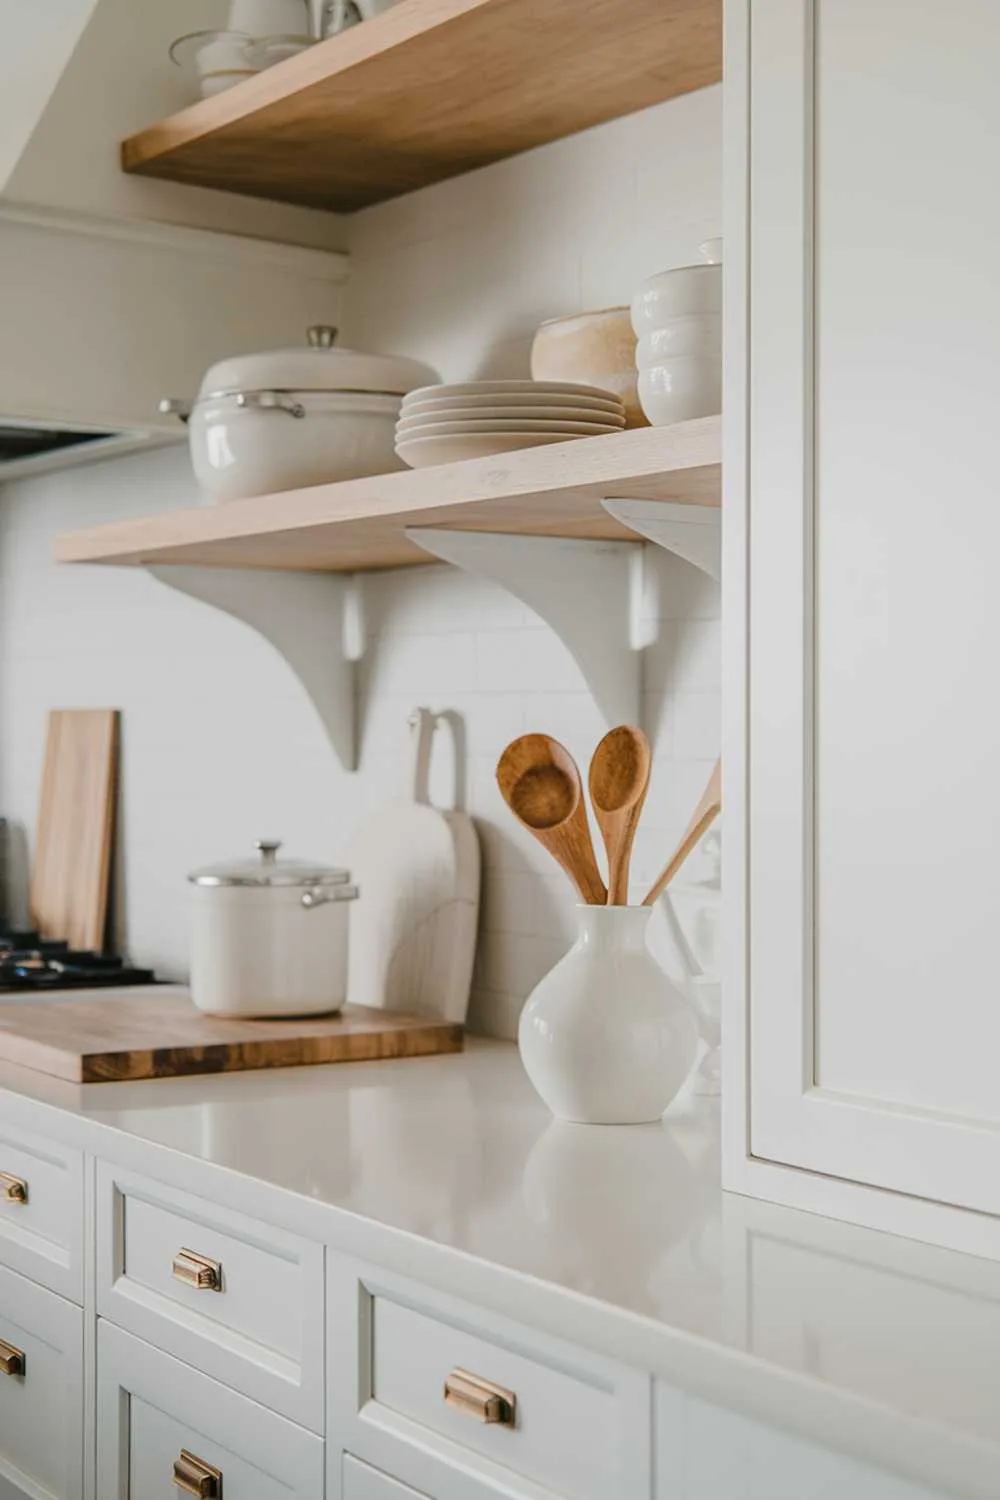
122 0 721 212
55 419 720 573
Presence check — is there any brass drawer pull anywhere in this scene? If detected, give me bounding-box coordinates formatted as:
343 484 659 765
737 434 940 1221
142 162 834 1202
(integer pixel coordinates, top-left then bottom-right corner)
173 1450 221 1497
0 1174 27 1205
172 1248 222 1292
0 1340 25 1377
444 1367 516 1426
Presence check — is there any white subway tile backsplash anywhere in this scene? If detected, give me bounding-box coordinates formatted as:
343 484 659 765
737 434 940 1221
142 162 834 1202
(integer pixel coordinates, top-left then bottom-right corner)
0 85 721 1042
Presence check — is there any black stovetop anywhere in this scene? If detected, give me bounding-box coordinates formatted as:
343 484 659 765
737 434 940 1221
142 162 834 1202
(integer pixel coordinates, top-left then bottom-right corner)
0 932 155 992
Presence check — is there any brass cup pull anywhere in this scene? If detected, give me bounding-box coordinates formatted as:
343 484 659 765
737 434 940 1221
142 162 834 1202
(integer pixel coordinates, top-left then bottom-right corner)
173 1450 221 1498
444 1368 516 1426
0 1174 27 1205
172 1249 222 1292
0 1340 25 1378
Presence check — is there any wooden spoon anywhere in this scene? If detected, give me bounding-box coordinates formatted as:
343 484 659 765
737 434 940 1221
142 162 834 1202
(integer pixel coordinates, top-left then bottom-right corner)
642 758 722 907
588 725 651 905
496 734 607 904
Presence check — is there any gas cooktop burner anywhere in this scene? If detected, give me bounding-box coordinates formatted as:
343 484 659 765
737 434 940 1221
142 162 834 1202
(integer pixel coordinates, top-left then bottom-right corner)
0 932 155 992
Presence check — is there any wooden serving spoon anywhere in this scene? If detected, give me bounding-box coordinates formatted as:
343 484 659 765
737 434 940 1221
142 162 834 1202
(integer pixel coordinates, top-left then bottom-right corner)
496 734 607 904
588 725 651 904
642 758 722 907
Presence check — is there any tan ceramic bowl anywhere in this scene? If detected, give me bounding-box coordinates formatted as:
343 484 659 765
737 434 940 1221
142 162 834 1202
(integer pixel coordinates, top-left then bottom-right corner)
530 307 648 428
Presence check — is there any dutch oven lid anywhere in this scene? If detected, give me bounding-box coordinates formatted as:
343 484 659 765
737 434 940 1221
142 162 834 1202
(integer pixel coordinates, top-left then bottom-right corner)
197 326 438 399
188 839 352 889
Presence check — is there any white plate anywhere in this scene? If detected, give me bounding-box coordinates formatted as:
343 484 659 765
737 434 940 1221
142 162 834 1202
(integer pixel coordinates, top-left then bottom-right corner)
395 431 605 468
396 417 623 438
397 405 626 430
403 381 621 404
401 391 624 417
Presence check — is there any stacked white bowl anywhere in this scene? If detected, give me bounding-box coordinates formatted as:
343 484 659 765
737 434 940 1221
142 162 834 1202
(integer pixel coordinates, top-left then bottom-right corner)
395 381 626 469
631 240 722 427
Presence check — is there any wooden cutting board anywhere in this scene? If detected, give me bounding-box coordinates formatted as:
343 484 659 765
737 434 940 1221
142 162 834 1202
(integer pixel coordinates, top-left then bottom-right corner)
347 709 480 1024
30 709 119 951
0 989 463 1083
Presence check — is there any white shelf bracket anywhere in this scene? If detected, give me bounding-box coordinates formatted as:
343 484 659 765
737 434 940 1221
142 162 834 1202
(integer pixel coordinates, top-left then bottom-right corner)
148 565 360 771
603 499 721 580
405 528 642 728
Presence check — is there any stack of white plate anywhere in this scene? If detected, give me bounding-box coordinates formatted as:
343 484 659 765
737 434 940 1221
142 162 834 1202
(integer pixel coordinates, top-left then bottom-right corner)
395 381 626 469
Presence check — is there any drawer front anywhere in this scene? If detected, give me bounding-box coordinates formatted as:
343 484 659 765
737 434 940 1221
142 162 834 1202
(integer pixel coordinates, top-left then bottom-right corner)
0 1262 84 1500
96 1162 324 1432
98 1321 324 1500
655 1383 950 1500
0 1124 83 1303
343 1456 426 1500
329 1255 651 1500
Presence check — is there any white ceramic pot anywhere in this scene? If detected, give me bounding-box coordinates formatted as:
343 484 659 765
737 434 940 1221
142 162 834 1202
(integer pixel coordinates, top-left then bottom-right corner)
162 326 438 504
168 30 258 99
636 355 722 427
518 906 697 1124
188 839 358 1017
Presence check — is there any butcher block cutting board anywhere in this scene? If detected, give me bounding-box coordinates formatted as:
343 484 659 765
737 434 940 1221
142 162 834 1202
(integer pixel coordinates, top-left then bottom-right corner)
0 988 463 1083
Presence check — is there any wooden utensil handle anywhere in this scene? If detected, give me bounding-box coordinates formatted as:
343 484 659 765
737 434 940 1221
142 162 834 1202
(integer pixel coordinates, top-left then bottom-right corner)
642 806 720 907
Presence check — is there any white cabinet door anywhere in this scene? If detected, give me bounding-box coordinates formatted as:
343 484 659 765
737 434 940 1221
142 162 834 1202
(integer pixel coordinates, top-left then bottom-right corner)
732 0 1000 1240
656 1384 950 1500
0 1263 84 1500
97 1321 324 1500
343 1457 426 1500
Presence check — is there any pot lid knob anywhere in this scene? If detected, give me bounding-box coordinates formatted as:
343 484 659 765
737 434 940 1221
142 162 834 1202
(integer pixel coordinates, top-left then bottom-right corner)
307 325 338 349
254 839 282 864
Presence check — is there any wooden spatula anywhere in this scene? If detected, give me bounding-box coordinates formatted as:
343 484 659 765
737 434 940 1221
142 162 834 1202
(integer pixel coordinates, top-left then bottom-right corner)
642 758 721 907
588 725 651 905
497 733 607 904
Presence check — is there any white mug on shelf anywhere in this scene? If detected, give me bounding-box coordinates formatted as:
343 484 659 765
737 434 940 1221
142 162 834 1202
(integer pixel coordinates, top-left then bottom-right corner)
229 0 309 34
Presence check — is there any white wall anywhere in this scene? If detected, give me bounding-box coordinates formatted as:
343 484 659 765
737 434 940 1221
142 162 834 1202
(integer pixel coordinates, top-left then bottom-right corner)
0 86 721 1038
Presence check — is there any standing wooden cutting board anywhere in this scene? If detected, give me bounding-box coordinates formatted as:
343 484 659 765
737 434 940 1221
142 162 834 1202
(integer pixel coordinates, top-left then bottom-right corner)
30 709 118 951
0 989 463 1082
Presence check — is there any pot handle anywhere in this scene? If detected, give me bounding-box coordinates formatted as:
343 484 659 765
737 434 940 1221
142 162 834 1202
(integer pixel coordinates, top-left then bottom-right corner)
301 883 359 910
159 398 193 425
235 391 306 418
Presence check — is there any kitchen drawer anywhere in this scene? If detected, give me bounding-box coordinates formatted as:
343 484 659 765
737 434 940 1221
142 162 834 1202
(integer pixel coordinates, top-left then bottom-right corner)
96 1161 324 1432
97 1321 324 1500
328 1254 651 1500
655 1383 950 1500
343 1456 427 1499
0 1122 83 1303
0 1261 84 1499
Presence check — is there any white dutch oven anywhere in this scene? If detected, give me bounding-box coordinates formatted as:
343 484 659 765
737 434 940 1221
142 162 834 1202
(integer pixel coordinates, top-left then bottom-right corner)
188 839 358 1017
162 326 437 504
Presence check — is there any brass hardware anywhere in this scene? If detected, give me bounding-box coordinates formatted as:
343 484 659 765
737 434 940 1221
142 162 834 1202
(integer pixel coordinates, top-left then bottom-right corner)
0 1340 25 1377
0 1173 27 1205
443 1368 516 1426
172 1248 222 1292
173 1450 221 1498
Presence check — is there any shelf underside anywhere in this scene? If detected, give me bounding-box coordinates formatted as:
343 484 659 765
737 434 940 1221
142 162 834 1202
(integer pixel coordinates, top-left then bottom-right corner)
122 0 722 212
55 420 721 573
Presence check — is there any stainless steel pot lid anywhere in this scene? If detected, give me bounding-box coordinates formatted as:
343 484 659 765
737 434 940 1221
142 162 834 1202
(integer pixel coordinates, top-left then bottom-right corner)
188 839 353 888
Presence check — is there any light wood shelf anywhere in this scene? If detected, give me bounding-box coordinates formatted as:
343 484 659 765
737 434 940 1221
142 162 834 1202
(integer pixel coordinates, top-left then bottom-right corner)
54 419 721 573
122 0 721 212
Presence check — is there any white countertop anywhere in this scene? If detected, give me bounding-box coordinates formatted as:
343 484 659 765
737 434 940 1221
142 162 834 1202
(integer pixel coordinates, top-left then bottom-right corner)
0 1004 998 1498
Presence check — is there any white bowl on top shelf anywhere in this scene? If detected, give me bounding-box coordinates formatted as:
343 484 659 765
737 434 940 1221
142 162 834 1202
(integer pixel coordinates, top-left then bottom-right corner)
169 30 259 99
631 239 723 426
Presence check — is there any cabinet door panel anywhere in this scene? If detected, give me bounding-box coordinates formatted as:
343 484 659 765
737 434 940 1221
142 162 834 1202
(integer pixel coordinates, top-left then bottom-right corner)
97 1322 323 1500
0 1263 83 1500
745 0 1000 1219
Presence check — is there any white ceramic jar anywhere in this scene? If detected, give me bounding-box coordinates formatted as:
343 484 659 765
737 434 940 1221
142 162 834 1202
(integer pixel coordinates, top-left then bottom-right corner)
188 839 358 1017
631 241 722 427
161 327 438 504
518 906 697 1124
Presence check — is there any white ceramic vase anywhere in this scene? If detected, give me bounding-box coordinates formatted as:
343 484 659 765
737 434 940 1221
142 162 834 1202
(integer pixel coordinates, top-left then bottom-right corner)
518 906 697 1124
